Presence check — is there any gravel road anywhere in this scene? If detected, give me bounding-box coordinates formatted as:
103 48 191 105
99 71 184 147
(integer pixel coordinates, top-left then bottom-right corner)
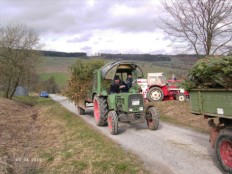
50 94 222 174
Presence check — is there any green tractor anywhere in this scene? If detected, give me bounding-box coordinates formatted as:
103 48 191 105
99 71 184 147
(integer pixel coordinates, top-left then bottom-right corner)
78 61 159 135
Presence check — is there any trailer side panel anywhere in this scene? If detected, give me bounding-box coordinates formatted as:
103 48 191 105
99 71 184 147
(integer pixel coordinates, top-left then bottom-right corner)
190 89 232 118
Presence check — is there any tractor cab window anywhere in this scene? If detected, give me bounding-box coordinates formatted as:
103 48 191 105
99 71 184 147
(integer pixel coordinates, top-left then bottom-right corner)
148 75 167 86
135 67 143 78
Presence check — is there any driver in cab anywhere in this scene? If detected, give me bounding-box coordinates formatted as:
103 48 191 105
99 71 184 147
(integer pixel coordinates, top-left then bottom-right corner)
110 75 128 94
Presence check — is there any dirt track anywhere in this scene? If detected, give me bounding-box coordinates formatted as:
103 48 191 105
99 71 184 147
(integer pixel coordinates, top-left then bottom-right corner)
50 94 222 174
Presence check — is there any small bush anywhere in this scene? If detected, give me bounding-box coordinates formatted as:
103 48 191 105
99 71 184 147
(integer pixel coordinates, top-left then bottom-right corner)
64 59 105 105
182 56 232 90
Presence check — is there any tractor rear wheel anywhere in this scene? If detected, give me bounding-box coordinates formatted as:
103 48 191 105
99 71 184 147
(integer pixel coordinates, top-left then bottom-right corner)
214 128 232 174
107 111 119 135
77 106 85 115
93 96 108 126
176 93 186 101
146 107 159 130
147 87 164 102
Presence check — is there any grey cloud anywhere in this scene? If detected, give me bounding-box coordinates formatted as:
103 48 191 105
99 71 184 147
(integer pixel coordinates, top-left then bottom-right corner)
67 32 93 43
0 0 162 35
163 35 171 41
0 0 167 54
80 46 92 51
108 15 158 32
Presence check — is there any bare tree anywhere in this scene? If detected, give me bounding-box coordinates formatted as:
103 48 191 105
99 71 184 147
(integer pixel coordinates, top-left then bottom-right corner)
228 46 232 55
161 0 232 55
0 23 41 99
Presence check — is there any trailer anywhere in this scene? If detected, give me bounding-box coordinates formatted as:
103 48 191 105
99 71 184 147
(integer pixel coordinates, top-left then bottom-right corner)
190 89 232 174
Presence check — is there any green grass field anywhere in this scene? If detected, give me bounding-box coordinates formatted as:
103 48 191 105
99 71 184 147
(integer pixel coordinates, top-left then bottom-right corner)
38 56 78 68
37 56 188 89
39 72 69 88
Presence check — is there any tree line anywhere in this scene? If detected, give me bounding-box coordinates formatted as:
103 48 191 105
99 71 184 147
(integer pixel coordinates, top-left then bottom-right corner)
99 53 171 61
40 50 87 57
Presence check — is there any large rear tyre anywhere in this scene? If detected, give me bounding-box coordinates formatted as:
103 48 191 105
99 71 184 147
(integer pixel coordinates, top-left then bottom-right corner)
93 96 108 126
147 87 164 102
107 111 119 135
146 107 159 130
214 128 232 174
176 93 186 102
77 106 85 115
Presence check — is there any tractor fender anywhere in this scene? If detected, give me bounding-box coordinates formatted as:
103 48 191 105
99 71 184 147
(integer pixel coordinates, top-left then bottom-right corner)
92 93 97 101
107 94 116 110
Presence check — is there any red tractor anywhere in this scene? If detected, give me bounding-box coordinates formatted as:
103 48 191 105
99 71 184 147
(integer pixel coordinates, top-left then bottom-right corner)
137 73 189 102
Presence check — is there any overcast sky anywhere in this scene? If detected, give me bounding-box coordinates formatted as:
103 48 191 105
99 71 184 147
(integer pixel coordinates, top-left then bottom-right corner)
0 0 173 55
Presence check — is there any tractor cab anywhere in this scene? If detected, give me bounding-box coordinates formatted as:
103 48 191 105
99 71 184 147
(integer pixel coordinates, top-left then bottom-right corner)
101 61 143 92
92 61 143 96
147 73 168 87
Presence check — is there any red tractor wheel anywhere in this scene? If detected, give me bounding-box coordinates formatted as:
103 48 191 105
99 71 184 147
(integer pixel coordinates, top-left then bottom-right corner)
147 87 164 102
107 111 119 135
146 107 159 130
93 96 108 126
214 128 232 173
176 93 186 102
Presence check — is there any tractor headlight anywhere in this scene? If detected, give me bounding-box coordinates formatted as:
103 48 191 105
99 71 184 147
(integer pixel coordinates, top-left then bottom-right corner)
132 100 140 106
139 107 143 111
129 108 133 112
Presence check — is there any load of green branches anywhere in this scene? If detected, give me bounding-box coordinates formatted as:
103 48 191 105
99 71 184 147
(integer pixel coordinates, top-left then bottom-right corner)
64 59 105 105
182 56 232 90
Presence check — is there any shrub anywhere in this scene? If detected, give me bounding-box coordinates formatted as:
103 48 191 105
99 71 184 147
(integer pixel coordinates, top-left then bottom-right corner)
182 56 232 90
64 59 105 105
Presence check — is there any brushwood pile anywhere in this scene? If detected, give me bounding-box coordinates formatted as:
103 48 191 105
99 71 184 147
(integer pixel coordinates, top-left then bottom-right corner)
183 56 232 90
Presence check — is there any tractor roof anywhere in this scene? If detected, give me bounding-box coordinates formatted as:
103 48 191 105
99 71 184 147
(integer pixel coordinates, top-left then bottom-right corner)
100 61 143 79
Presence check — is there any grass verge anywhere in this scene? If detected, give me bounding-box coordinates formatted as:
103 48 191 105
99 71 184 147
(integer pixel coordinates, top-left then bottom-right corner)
1 96 148 174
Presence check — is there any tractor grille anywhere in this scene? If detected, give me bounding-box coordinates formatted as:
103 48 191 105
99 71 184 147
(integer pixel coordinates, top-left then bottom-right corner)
116 97 125 104
128 94 143 108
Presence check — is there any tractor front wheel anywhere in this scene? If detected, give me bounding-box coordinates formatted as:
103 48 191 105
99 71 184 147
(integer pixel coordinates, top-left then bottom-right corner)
107 111 119 135
93 96 108 126
176 93 186 102
147 87 164 102
146 107 159 130
214 128 232 174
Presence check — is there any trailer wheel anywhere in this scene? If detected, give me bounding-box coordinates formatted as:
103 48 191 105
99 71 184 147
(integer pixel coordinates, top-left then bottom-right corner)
214 128 232 174
147 87 164 102
146 107 159 130
77 107 85 115
176 93 186 102
107 111 119 135
93 96 108 126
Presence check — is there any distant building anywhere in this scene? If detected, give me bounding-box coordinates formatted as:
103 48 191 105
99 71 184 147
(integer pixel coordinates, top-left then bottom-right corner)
14 86 29 96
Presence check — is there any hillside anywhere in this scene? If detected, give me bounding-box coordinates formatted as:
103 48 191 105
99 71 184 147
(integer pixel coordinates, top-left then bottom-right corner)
37 54 198 90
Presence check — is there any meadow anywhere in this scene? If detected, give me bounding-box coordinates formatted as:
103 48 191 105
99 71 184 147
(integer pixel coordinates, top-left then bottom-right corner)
37 56 192 90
